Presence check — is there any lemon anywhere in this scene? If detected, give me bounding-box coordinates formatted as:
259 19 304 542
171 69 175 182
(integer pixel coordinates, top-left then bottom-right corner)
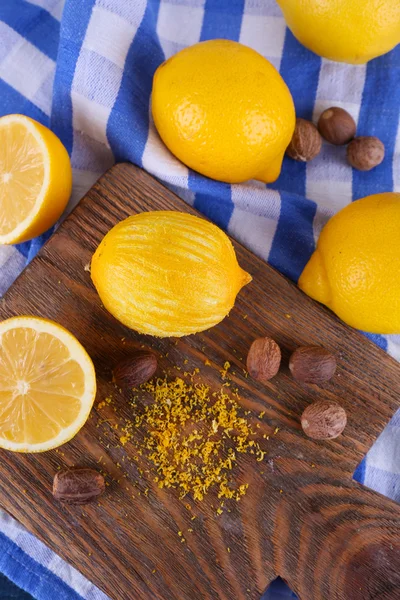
299 193 400 333
91 211 251 337
277 0 400 64
0 114 72 244
152 40 295 184
0 316 96 452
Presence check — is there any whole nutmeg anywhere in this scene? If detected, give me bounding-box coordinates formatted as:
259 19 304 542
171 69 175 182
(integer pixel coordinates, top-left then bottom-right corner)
317 107 356 145
53 468 105 504
247 337 281 383
286 118 322 162
347 136 385 171
289 346 336 384
301 400 347 440
113 350 157 391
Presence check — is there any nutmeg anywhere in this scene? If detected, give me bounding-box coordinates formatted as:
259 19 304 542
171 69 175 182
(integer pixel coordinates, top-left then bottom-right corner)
286 118 322 162
53 468 105 504
301 400 347 440
347 136 385 171
289 346 336 384
317 107 356 145
113 350 157 391
246 337 281 383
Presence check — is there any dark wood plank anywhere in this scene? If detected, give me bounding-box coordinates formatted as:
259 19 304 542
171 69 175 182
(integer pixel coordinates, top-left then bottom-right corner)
0 163 399 600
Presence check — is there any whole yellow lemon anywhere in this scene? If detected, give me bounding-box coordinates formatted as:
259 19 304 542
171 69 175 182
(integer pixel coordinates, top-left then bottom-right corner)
299 193 400 333
277 0 400 64
152 40 295 184
91 211 251 337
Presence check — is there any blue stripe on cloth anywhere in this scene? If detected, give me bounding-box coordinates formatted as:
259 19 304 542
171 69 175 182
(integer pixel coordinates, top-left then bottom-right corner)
0 572 34 599
353 456 367 485
262 578 298 599
191 174 233 230
268 191 317 281
50 0 96 153
15 228 55 262
269 30 320 279
270 29 322 196
0 532 85 600
0 80 49 125
107 1 164 164
200 0 244 41
350 45 400 353
191 0 245 230
0 0 60 61
277 29 321 120
353 45 400 199
363 332 388 352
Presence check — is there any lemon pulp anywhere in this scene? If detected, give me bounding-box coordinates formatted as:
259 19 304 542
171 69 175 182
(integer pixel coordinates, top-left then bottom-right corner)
0 317 96 452
0 114 72 244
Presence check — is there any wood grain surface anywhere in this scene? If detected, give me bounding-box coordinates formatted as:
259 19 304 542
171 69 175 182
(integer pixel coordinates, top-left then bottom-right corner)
0 163 399 600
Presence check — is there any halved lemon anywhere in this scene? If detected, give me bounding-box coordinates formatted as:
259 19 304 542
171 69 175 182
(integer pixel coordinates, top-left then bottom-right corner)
0 316 96 452
0 114 72 244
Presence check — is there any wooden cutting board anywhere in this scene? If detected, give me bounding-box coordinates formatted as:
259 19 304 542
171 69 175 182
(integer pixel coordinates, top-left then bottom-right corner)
0 163 399 600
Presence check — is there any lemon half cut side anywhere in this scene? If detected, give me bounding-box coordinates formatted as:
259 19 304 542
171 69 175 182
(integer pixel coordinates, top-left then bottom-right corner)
0 114 72 244
0 316 96 452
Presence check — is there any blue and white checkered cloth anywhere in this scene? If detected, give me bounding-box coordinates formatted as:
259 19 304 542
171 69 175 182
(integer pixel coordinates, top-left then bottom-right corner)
0 1 399 598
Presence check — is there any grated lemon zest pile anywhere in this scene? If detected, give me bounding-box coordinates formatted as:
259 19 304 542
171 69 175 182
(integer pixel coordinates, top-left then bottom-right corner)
128 375 265 501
